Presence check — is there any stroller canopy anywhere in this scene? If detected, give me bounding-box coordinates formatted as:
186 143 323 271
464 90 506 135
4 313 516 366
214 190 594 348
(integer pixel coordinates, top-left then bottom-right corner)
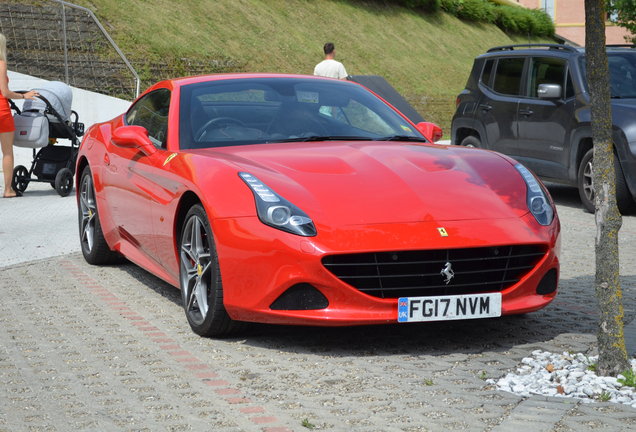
22 81 73 123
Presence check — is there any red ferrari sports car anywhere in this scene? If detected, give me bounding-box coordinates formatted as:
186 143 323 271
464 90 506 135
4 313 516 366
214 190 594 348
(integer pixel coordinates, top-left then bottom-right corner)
76 74 560 337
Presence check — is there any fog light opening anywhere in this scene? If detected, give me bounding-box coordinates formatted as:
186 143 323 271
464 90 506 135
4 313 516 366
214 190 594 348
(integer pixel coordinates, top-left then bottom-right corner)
270 283 329 310
536 268 557 295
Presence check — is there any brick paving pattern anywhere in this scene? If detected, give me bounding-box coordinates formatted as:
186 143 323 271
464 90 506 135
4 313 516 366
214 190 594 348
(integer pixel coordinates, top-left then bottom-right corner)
1 182 636 430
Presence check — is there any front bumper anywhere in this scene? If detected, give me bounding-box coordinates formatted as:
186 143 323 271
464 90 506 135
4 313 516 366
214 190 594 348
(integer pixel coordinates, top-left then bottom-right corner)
212 212 560 326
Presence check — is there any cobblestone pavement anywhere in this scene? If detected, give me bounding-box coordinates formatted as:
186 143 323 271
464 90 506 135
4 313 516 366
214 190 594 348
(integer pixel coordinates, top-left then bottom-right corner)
1 183 636 431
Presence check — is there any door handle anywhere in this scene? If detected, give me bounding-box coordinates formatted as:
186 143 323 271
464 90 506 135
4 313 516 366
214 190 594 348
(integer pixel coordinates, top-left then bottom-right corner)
520 109 534 116
478 104 492 111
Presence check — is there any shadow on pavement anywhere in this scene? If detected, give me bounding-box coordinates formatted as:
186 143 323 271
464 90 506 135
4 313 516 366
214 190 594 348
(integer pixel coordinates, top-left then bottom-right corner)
115 261 636 359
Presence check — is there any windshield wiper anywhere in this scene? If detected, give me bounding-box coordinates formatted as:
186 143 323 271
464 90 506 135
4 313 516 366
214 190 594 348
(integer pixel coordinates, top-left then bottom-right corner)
268 135 371 143
301 135 372 142
374 135 429 142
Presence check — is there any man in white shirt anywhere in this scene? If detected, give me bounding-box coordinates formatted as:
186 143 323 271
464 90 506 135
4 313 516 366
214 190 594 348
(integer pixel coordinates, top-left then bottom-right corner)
313 43 348 80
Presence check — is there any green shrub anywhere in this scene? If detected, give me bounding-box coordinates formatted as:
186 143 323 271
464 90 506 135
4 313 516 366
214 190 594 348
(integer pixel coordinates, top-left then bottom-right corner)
438 0 554 37
457 0 496 23
495 5 555 37
395 0 441 12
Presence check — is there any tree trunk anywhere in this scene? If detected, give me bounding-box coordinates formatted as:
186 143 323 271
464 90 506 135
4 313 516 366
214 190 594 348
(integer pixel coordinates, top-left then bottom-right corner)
585 0 629 376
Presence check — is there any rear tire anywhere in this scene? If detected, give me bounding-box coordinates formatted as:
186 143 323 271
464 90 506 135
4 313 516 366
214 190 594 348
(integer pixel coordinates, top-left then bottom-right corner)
78 166 121 264
460 135 481 148
55 168 74 197
577 149 636 214
179 204 245 337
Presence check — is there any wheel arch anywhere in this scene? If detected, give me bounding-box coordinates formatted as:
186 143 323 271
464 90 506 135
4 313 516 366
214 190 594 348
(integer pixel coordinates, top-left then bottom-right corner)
75 155 90 200
175 191 204 252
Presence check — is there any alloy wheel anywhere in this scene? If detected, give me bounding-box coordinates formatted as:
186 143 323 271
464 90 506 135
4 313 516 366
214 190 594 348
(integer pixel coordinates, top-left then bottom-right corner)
583 158 594 203
79 173 97 254
180 215 212 326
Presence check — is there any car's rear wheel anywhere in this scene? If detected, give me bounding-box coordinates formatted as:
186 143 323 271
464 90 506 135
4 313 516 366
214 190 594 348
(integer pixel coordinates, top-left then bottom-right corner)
179 204 244 337
577 149 636 214
78 166 121 264
460 135 481 148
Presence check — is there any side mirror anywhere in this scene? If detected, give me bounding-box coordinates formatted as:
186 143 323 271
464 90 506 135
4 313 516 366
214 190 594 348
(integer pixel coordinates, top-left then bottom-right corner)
111 126 157 156
416 122 443 143
538 84 562 100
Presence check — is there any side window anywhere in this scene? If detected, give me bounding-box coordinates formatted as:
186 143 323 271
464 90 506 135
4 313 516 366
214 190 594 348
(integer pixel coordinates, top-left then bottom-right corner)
481 59 495 88
492 58 526 96
527 57 567 98
126 89 171 148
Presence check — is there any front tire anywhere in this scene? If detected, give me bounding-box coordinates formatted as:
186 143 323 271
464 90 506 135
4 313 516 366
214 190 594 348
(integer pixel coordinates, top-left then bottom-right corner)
460 135 481 148
78 166 120 264
179 204 244 337
577 149 635 214
12 165 29 194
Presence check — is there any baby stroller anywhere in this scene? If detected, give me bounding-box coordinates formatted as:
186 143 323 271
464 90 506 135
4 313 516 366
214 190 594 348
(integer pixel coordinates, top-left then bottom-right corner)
10 81 84 197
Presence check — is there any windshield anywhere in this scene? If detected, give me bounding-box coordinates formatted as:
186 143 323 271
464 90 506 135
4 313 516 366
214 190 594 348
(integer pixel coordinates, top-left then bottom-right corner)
179 77 424 149
580 52 636 98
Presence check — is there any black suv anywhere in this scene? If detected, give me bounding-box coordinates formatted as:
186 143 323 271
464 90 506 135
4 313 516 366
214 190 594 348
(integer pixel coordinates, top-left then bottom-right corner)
451 44 636 213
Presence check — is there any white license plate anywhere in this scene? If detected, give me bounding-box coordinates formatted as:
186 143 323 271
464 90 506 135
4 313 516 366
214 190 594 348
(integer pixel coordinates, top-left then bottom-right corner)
398 293 502 323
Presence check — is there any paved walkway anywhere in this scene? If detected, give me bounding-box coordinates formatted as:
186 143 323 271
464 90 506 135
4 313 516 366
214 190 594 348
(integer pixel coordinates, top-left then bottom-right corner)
1 173 636 431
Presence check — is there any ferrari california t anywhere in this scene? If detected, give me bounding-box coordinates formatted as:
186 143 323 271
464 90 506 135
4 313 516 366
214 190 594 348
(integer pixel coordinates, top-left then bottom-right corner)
76 74 561 337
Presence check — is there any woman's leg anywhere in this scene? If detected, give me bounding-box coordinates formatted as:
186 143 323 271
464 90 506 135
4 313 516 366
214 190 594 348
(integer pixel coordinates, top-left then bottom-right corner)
1 131 16 197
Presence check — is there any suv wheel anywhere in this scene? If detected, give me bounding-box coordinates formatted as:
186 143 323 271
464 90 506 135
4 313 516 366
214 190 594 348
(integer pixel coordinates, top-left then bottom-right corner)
460 136 481 148
577 148 636 214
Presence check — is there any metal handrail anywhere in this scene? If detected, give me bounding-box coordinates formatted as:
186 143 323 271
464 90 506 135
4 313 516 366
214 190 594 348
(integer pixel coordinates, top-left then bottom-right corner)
49 0 140 98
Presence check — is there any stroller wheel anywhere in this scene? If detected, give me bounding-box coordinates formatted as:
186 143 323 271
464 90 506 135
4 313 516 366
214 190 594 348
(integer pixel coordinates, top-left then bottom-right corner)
12 165 30 193
55 168 74 197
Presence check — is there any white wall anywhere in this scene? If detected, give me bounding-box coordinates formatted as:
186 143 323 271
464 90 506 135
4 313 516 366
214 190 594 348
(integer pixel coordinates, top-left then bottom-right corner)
6 71 132 169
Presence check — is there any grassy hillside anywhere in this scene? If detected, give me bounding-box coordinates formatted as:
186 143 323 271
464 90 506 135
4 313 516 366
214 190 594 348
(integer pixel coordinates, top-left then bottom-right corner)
74 0 554 132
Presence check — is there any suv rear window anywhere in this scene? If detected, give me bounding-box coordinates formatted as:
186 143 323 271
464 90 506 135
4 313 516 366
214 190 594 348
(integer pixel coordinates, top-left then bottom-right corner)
481 59 495 87
492 58 525 96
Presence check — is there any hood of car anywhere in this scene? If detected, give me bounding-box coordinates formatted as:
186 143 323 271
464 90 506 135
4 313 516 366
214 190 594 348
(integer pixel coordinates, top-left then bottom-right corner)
611 98 636 109
202 141 530 225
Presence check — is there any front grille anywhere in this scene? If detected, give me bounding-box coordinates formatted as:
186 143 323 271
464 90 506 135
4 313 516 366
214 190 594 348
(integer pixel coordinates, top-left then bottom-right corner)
321 245 547 299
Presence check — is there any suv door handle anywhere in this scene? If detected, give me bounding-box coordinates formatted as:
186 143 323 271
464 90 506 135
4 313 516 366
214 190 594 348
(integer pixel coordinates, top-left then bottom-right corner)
478 104 492 111
520 108 534 116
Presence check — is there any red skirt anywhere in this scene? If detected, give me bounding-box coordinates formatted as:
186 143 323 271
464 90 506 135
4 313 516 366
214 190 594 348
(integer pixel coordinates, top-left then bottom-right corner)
0 98 15 133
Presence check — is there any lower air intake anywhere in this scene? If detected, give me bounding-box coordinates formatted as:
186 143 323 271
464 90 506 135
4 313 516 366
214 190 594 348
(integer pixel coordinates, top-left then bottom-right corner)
270 283 329 310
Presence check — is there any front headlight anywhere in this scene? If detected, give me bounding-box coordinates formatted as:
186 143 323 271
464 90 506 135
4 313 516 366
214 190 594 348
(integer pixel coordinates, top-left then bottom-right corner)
515 164 554 226
239 172 317 237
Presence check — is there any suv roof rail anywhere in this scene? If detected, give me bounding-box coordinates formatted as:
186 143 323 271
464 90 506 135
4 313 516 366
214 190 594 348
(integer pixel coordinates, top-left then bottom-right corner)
487 44 579 53
607 44 636 49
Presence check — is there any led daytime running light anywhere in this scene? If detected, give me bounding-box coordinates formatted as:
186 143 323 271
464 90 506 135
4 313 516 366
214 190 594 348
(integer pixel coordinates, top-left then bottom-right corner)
239 173 279 202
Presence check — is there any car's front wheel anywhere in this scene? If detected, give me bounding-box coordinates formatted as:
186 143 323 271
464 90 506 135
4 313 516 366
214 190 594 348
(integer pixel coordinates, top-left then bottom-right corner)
460 135 481 148
78 166 121 264
179 204 244 337
577 149 636 214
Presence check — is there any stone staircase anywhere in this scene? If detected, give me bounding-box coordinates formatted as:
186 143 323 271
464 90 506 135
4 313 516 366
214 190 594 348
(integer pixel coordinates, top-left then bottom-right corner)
0 1 242 100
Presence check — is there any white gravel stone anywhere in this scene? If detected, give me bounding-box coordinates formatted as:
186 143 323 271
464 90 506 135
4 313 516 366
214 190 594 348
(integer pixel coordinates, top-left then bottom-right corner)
495 351 636 407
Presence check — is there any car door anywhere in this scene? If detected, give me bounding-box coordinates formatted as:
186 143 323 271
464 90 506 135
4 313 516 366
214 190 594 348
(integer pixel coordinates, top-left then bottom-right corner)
102 89 171 263
473 57 525 156
517 57 576 180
